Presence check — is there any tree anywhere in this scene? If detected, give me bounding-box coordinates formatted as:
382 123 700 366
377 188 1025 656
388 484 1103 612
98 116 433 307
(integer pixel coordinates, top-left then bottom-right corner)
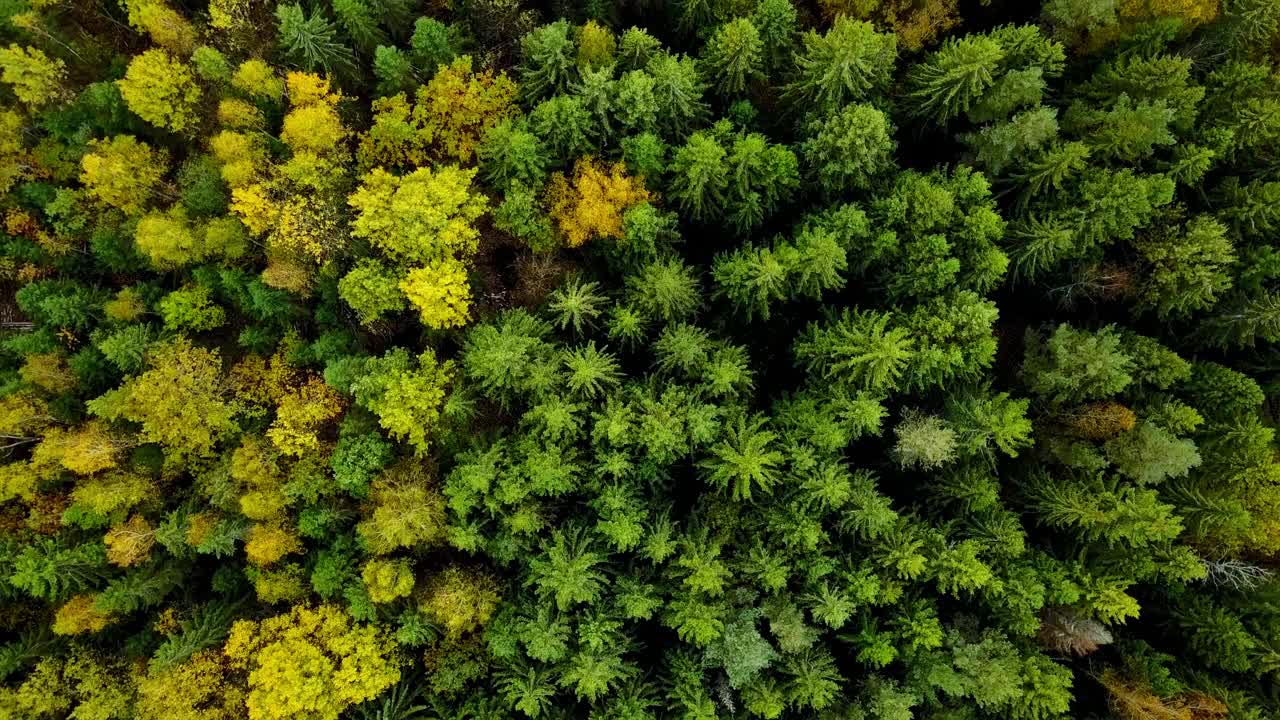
795 309 915 393
400 258 472 329
905 35 1004 123
1022 324 1133 405
701 18 764 96
527 526 606 610
348 166 488 265
700 414 783 500
224 605 401 720
519 21 578 102
1133 214 1236 319
356 463 448 553
668 132 727 222
117 49 202 133
134 208 202 269
87 339 239 464
547 158 650 248
416 56 517 163
528 95 595 167
646 52 709 139
0 44 67 109
349 348 454 455
803 103 896 194
784 17 897 113
419 566 500 638
276 3 357 76
80 136 167 216
479 121 549 191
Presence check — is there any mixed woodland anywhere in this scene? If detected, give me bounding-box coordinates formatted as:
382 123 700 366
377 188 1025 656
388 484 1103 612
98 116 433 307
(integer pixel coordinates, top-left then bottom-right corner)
4 0 1280 719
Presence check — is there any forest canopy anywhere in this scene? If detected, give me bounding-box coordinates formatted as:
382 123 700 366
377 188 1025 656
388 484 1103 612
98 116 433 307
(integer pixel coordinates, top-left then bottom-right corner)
2 1 1280 719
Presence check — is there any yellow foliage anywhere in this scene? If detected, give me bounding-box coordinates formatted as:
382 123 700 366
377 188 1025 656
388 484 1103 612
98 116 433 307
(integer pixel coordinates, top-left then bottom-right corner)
250 563 309 604
287 71 341 107
280 151 343 192
231 435 283 488
136 650 245 720
348 165 488 265
578 21 617 69
418 566 500 638
267 376 344 457
122 0 197 54
233 59 284 101
4 658 71 718
362 558 416 603
209 0 253 31
1101 669 1228 720
357 93 428 170
104 514 155 567
223 604 401 720
104 287 146 322
244 522 302 566
547 158 650 248
117 48 202 133
210 131 265 188
52 594 116 635
356 463 448 554
228 352 298 406
135 207 202 269
230 183 279 237
400 258 472 329
218 98 265 129
281 103 347 156
1118 0 1220 26
80 135 168 215
0 110 31 194
32 421 122 476
260 256 315 295
20 352 76 394
0 461 37 503
68 470 152 516
0 44 67 108
269 196 345 261
414 55 517 163
185 511 218 548
0 391 52 436
817 0 958 50
86 338 240 463
4 652 133 720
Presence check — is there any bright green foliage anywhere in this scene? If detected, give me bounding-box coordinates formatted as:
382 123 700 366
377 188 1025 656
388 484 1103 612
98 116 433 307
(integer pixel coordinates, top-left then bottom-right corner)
905 35 1005 122
701 18 764 96
803 103 896 194
784 17 898 113
276 3 357 76
1022 324 1133 405
700 414 783 500
339 259 406 325
349 348 453 455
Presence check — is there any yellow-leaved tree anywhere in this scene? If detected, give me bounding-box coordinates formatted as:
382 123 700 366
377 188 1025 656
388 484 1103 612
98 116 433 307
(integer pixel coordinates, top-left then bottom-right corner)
223 604 401 720
547 158 650 248
117 48 202 133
